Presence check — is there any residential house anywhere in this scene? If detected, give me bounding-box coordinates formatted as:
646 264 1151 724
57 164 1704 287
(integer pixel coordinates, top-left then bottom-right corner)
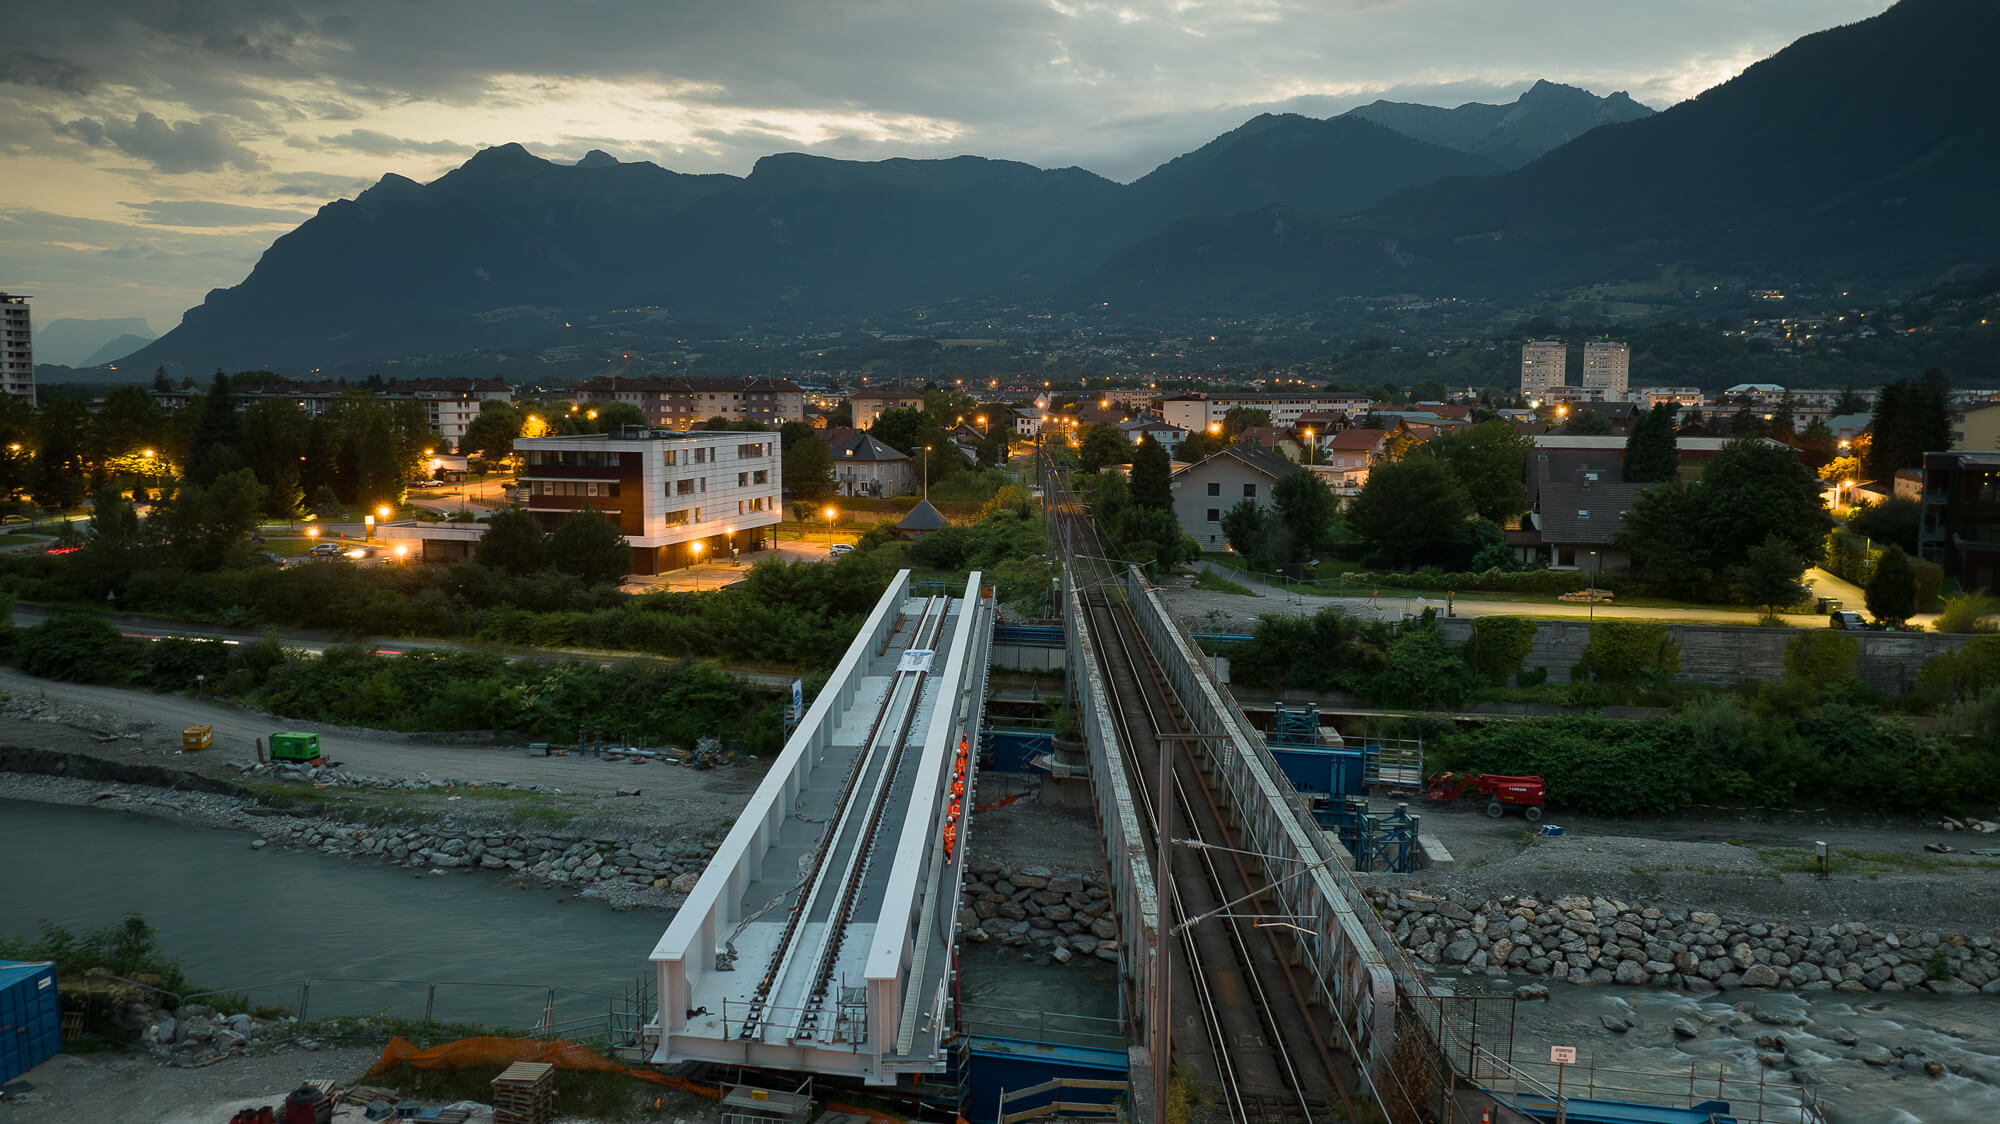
1919 451 2000 594
1512 447 1655 571
1318 428 1390 496
1118 418 1189 456
848 389 927 430
1169 442 1304 549
1951 402 2000 451
829 432 914 498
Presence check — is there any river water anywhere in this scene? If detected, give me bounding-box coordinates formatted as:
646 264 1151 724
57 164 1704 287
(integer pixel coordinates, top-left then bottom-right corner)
17 799 1986 1121
1 799 1119 1042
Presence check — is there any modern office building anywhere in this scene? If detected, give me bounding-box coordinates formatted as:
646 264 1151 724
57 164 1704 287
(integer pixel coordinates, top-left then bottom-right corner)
1919 450 2000 595
1581 340 1631 401
401 427 781 575
1519 340 1566 401
1 293 34 403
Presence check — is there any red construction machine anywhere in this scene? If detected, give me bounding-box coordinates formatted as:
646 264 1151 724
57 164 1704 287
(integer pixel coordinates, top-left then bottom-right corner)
1426 772 1546 821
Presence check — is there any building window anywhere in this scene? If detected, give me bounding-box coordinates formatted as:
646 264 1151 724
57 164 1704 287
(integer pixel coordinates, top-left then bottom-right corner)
664 509 689 526
1243 483 1257 498
676 479 695 495
1207 482 1220 496
694 507 702 523
753 470 768 484
1206 508 1220 522
586 482 598 497
663 450 679 467
738 472 748 487
737 443 766 458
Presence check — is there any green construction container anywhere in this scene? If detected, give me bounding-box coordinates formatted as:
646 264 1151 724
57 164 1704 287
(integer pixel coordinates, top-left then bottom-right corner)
270 732 322 763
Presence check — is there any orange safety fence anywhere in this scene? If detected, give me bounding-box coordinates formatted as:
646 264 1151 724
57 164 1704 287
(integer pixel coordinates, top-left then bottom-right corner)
368 1036 906 1123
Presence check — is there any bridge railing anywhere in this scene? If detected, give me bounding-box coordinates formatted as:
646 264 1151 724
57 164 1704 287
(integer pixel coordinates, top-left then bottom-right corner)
1061 561 1161 1055
1119 566 1404 1084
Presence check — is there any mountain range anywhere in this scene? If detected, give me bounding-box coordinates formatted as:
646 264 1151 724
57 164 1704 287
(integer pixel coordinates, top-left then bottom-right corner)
35 317 156 368
117 0 1998 373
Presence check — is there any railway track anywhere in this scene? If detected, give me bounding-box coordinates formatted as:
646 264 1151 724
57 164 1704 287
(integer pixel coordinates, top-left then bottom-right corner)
734 595 951 1043
1048 461 1354 1122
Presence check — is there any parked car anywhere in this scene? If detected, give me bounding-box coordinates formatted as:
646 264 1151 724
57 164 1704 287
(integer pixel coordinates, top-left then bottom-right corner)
1829 609 1868 630
307 542 342 557
828 543 854 557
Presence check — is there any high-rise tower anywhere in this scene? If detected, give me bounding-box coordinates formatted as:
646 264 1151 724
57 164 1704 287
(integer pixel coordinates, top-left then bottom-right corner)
1582 340 1630 401
0 293 32 404
1520 339 1566 401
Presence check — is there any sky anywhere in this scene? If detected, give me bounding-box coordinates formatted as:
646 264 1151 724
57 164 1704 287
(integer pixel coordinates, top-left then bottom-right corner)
1 0 1896 338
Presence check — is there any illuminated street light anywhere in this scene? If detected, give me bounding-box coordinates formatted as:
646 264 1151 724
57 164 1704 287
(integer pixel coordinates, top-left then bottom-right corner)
823 505 838 549
690 539 704 590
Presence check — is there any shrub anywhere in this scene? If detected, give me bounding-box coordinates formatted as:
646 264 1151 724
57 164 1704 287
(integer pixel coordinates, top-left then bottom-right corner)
12 612 137 683
1464 617 1540 685
1933 592 2000 634
1576 621 1680 683
1785 630 1860 685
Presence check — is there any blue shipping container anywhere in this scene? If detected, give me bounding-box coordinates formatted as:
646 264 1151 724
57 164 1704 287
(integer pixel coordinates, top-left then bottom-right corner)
0 960 62 1086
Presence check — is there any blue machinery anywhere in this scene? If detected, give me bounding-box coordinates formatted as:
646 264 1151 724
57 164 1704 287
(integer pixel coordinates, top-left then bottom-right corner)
1265 702 1422 873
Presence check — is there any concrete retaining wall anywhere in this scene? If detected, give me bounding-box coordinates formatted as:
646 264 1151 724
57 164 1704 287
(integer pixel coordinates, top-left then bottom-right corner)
1435 618 1968 694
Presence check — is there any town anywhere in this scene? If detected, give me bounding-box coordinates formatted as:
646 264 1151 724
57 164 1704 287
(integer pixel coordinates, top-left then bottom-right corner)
4 0 2000 1121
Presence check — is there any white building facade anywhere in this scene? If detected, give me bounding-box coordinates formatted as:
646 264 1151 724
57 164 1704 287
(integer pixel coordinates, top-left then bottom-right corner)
1 293 34 403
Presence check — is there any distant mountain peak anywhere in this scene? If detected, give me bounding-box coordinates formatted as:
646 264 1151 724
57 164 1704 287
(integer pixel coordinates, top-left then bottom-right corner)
576 149 620 169
1341 81 1654 168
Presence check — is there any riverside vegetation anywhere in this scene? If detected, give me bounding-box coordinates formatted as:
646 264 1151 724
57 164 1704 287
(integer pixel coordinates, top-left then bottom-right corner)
1222 611 2000 817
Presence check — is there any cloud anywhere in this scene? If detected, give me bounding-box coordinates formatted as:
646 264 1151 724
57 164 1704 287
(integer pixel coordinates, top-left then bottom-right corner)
0 52 95 94
314 129 475 156
121 200 313 227
265 170 376 199
53 111 264 174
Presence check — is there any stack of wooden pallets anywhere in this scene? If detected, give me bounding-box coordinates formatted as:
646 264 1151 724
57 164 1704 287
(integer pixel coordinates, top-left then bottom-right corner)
489 1061 557 1124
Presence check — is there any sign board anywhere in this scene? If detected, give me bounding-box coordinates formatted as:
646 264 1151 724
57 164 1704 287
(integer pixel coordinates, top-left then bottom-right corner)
791 678 804 713
1550 1046 1577 1065
898 649 936 673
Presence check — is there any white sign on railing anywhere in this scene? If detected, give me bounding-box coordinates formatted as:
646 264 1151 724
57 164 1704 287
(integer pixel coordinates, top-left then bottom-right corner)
1550 1045 1577 1065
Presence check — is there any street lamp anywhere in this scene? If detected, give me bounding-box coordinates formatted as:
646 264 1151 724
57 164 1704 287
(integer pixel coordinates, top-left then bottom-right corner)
823 505 838 549
1303 428 1315 465
1588 550 1600 625
923 444 932 502
690 539 704 590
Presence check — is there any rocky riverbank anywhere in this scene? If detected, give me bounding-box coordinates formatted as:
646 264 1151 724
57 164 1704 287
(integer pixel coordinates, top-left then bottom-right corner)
957 859 1122 965
253 815 713 910
0 768 711 912
1371 888 2000 995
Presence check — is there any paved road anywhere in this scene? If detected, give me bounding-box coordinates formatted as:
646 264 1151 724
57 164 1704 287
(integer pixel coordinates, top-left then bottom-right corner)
1193 562 1941 630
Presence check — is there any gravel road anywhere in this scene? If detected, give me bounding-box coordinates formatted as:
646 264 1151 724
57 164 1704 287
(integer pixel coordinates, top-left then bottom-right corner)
0 668 767 838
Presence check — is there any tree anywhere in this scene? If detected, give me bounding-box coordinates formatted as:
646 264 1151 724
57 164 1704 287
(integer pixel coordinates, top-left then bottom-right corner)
1622 403 1680 483
355 413 405 510
155 468 265 570
579 402 648 432
1700 437 1833 569
1832 382 1868 415
184 373 244 485
779 422 832 501
1614 481 1717 602
1736 534 1809 618
1796 417 1837 470
1173 428 1224 463
548 509 630 586
30 398 90 509
91 386 167 464
1078 424 1131 474
1270 469 1339 566
152 368 172 393
1221 407 1270 440
240 399 308 517
1219 499 1274 569
1129 436 1173 510
1846 497 1921 555
1562 409 1614 436
1427 420 1532 522
462 401 525 464
1866 544 1917 624
476 508 548 574
1867 370 1951 481
1345 455 1470 567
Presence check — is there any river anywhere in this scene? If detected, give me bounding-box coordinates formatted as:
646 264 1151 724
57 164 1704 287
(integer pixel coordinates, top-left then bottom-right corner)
1 799 1120 1042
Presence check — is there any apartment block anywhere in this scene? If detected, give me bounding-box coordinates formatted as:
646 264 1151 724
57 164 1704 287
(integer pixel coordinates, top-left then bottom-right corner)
1520 340 1566 401
1581 340 1630 401
0 293 34 403
575 375 805 430
404 427 781 576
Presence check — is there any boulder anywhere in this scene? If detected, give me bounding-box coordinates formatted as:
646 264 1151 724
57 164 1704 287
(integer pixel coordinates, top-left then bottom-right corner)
1741 965 1781 989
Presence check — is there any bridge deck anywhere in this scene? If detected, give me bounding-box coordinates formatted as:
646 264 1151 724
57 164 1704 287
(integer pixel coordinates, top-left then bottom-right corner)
648 570 992 1084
